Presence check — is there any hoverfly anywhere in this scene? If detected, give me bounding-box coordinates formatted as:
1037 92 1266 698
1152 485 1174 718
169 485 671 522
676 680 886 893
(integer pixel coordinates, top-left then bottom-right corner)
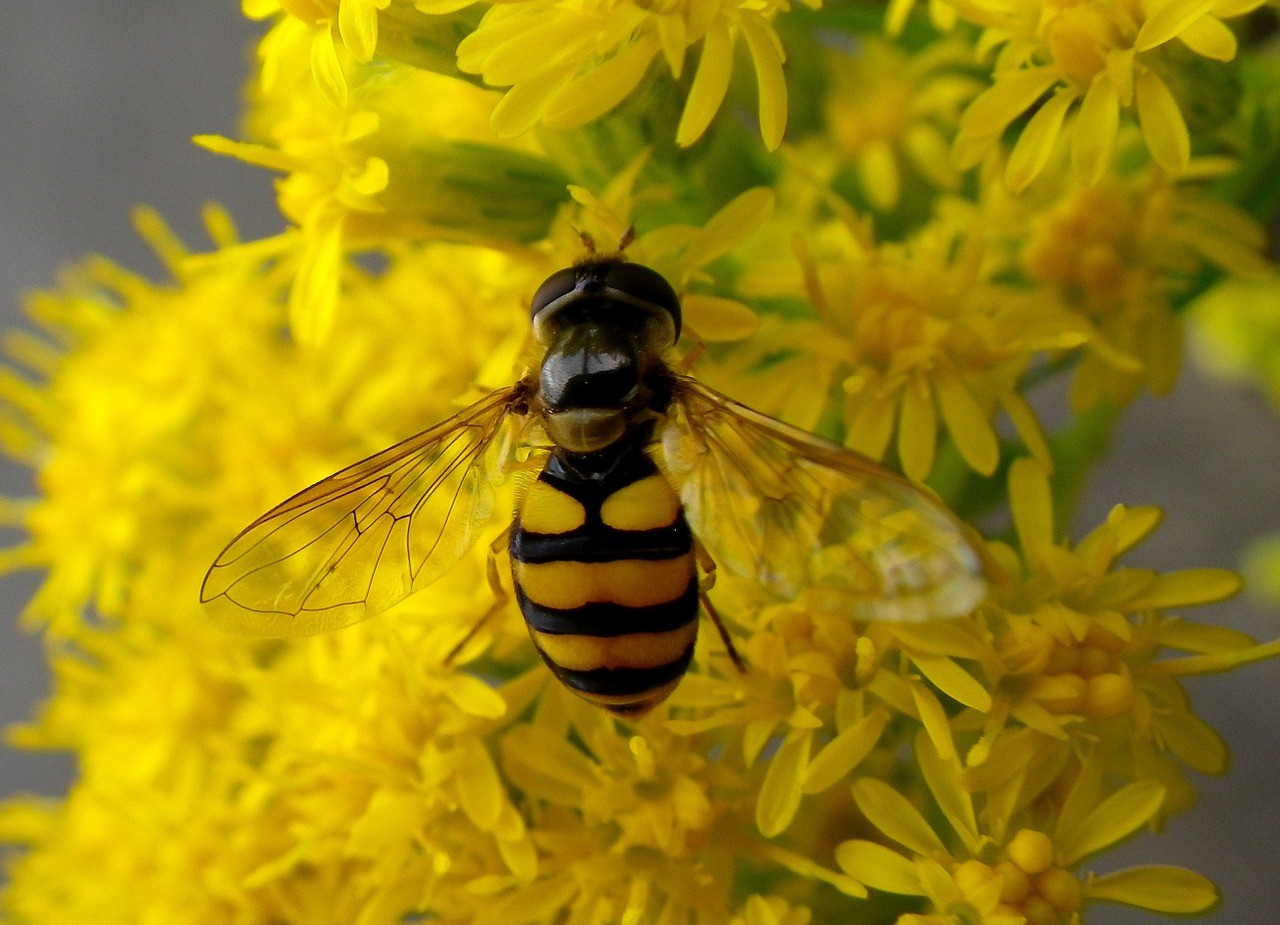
202 254 988 717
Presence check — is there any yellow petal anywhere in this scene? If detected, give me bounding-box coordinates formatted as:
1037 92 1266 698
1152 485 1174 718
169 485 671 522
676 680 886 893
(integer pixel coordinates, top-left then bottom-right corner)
1105 504 1163 556
1155 710 1228 774
488 875 579 923
1009 457 1054 550
1087 866 1219 913
911 654 992 712
898 375 936 482
904 124 959 190
1058 781 1165 865
682 294 760 342
1072 75 1120 184
954 68 1059 168
1135 0 1216 50
908 676 955 761
490 71 562 138
1158 637 1280 676
857 140 901 211
685 187 776 269
677 23 734 147
1134 568 1242 608
1000 391 1052 470
338 0 379 62
193 134 299 174
885 0 915 36
1212 0 1267 15
915 732 980 851
543 37 658 128
756 729 811 837
456 740 504 830
835 840 923 894
845 391 898 460
444 674 508 718
934 372 999 474
1178 14 1237 60
311 25 348 107
1006 89 1074 191
289 209 344 346
852 777 949 857
740 15 788 151
1135 71 1190 172
657 14 686 77
802 709 890 794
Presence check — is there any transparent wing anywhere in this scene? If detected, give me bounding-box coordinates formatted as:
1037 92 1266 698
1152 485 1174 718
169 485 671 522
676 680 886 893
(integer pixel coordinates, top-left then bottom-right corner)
202 385 538 636
662 377 988 622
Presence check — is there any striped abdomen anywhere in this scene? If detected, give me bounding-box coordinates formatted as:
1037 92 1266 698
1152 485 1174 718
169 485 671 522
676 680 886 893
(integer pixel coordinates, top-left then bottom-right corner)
509 449 698 717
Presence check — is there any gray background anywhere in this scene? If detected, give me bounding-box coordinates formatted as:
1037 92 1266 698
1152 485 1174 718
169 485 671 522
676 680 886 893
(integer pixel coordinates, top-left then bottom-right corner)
0 4 1276 923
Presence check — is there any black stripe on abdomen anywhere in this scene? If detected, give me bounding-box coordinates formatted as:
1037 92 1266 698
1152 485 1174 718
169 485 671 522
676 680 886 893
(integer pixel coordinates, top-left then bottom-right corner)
510 521 692 564
516 580 699 637
543 646 695 697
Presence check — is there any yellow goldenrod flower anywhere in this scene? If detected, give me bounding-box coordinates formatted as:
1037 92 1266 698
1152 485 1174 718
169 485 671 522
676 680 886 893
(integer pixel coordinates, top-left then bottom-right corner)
732 204 1088 480
455 0 809 150
839 741 1220 923
245 0 393 104
1007 153 1271 408
820 36 982 212
197 20 566 344
965 459 1276 823
950 0 1268 188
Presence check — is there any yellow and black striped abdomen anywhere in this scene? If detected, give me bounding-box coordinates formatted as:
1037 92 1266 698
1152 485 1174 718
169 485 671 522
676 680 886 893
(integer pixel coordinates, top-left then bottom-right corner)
510 450 698 717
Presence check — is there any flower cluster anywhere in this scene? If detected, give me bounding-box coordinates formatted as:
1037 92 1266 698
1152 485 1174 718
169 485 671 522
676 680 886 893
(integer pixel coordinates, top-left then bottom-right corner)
2 2 1278 924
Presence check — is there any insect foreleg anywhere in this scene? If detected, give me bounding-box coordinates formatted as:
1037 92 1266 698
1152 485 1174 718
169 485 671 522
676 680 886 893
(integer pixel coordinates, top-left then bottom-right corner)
444 528 512 666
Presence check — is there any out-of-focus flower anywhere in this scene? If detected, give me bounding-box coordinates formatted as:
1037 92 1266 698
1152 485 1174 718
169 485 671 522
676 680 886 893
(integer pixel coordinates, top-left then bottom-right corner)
819 36 982 212
455 0 810 150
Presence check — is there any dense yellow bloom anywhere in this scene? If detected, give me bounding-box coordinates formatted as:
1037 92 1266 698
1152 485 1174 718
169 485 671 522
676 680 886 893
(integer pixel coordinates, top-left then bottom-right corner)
974 460 1275 813
198 18 565 344
4 1 1279 923
839 748 1219 923
730 204 1087 480
949 0 1267 188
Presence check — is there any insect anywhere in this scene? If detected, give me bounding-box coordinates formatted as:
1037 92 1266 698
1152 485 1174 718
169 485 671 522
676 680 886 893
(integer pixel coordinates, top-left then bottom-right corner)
201 253 988 717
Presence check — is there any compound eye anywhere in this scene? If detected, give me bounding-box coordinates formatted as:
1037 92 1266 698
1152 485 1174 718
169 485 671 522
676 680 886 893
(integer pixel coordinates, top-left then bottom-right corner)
606 263 679 315
530 266 580 319
605 262 682 339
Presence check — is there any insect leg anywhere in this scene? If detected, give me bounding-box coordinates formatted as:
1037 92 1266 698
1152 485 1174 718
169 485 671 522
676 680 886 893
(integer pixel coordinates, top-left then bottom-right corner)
675 338 708 374
700 590 746 674
444 528 512 666
694 538 717 593
692 539 744 670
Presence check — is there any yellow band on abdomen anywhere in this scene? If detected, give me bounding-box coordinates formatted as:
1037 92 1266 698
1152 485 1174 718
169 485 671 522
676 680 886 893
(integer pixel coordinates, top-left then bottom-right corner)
599 474 682 531
514 555 695 610
531 623 698 671
519 478 587 534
